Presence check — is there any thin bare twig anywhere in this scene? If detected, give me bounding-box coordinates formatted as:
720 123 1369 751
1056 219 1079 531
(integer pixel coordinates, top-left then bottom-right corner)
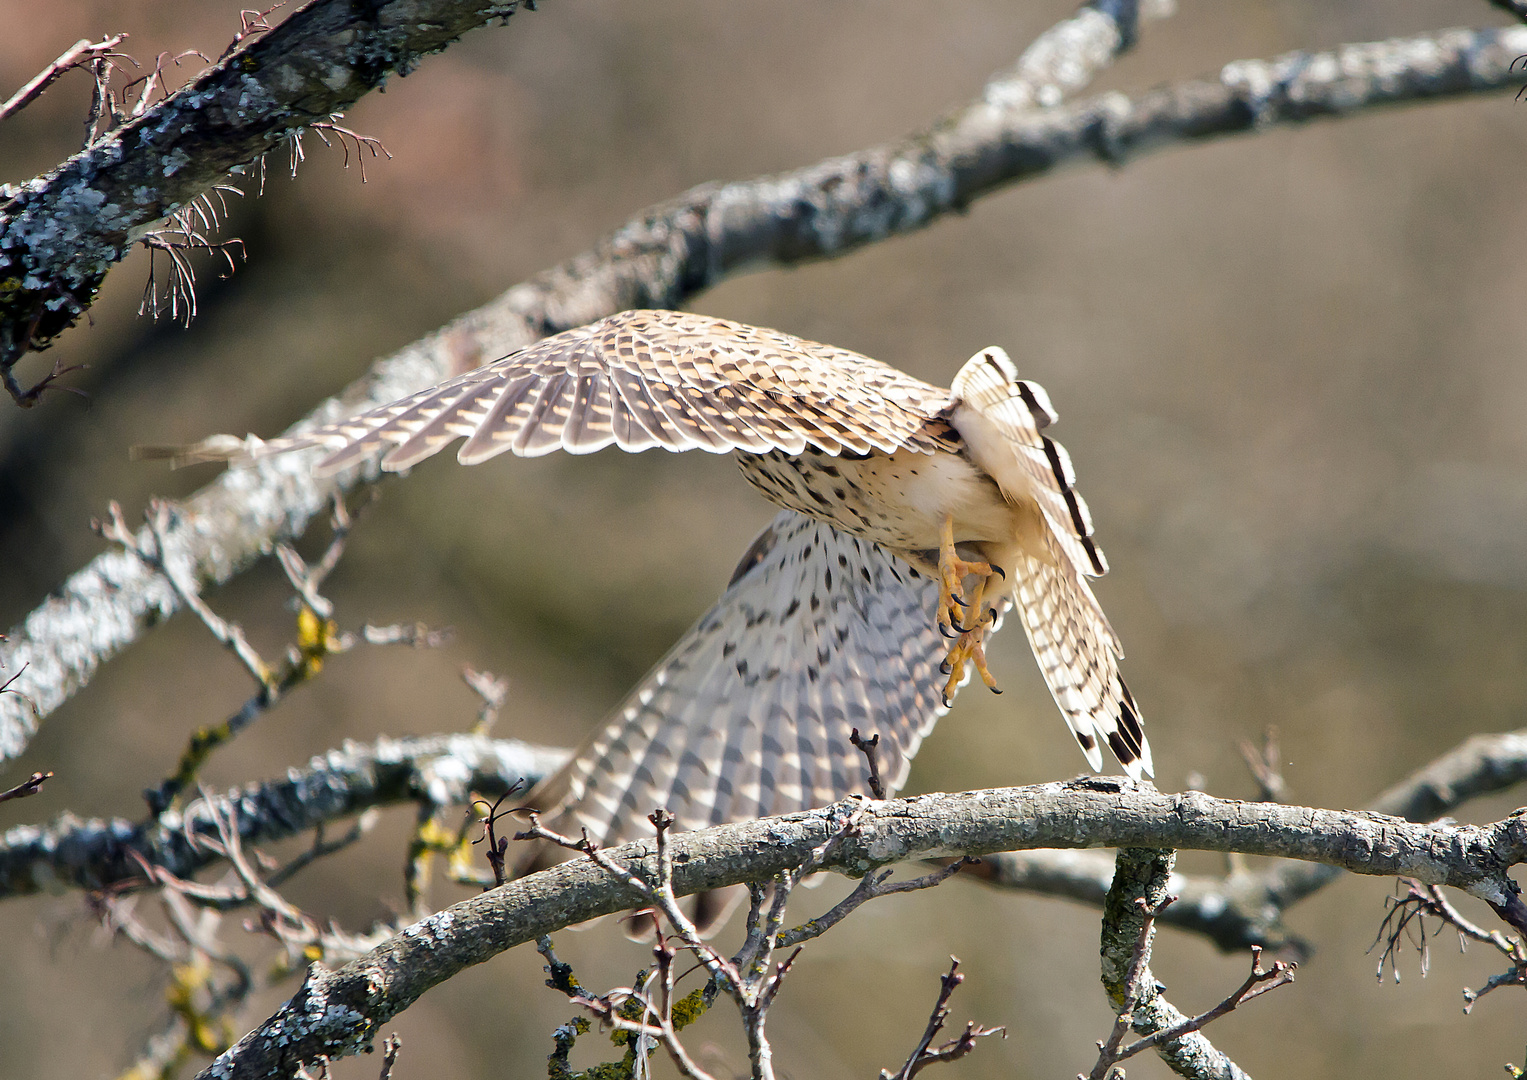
1092 945 1295 1077
275 495 363 618
95 499 273 686
0 770 52 803
777 858 977 950
376 1034 401 1080
462 667 508 734
883 957 1004 1080
1088 895 1177 1080
1239 725 1287 803
219 3 289 61
0 34 130 124
851 728 887 799
266 812 379 890
471 786 527 888
306 119 392 181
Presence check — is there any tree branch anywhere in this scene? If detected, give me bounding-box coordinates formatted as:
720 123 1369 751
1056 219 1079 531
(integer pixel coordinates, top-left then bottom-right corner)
968 728 1527 953
1096 850 1257 1080
197 778 1527 1080
0 733 564 898
0 0 540 387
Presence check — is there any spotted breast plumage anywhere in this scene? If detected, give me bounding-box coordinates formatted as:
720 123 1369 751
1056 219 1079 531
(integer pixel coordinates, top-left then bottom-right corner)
211 309 1150 854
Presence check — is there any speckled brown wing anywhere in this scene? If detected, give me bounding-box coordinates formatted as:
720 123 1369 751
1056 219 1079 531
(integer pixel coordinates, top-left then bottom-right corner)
515 510 971 857
245 310 955 474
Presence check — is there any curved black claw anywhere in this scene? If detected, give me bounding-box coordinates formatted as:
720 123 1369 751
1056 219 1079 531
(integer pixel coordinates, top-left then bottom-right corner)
941 692 953 708
939 659 953 676
989 686 1003 695
939 620 959 639
990 563 1006 581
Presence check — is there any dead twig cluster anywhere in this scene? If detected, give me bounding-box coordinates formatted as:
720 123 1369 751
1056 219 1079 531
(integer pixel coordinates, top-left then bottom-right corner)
108 49 211 139
2 11 393 371
1370 877 1527 1017
92 496 449 813
517 801 992 1080
139 187 246 325
96 791 389 1076
292 117 393 182
1238 725 1288 804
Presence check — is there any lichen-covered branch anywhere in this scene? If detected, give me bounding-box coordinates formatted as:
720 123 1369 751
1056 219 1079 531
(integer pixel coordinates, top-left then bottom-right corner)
0 0 539 384
1096 850 1259 1080
1264 728 1527 910
0 733 564 898
196 778 1527 1080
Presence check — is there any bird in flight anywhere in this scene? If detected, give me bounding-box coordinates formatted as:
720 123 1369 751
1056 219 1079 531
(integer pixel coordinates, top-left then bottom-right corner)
176 309 1149 856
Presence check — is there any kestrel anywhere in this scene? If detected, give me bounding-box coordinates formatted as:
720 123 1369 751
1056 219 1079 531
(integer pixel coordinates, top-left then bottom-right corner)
199 309 1149 855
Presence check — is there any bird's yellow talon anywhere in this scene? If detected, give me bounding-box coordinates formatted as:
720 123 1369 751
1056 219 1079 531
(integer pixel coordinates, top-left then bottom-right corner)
936 515 993 643
935 516 1004 703
941 622 1001 702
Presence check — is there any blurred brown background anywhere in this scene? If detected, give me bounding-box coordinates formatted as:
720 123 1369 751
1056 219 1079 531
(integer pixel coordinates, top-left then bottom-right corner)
4 1 1527 1076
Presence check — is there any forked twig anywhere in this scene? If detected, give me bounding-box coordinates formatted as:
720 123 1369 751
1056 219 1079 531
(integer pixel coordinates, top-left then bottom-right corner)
851 727 886 799
1088 892 1295 1080
883 957 1005 1080
0 770 52 803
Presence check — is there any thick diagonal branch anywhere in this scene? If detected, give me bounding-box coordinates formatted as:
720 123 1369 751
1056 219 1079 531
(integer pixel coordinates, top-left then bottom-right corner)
0 0 539 379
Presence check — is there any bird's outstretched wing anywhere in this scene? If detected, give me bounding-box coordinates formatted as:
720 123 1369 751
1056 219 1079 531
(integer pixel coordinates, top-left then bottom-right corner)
248 310 956 474
517 510 974 856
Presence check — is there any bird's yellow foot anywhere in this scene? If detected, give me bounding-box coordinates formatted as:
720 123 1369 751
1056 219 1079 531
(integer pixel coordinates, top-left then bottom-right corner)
936 514 992 636
935 515 1003 704
941 609 1000 705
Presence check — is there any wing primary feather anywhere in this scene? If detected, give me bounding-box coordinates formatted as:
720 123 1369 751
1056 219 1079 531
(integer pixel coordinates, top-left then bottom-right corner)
510 373 575 456
558 374 618 454
456 374 545 465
